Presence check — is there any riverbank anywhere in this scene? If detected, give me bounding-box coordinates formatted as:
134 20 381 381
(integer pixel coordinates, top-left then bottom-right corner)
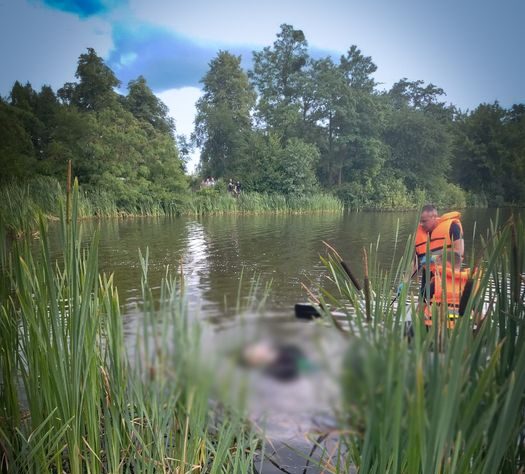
0 177 344 236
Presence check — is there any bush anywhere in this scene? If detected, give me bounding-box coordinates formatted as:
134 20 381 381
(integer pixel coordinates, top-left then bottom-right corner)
426 179 467 209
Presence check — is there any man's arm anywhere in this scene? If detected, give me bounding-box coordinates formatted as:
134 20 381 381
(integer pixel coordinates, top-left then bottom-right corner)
450 223 463 255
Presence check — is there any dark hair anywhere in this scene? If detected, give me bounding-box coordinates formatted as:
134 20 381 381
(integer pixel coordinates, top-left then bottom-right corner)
421 204 437 213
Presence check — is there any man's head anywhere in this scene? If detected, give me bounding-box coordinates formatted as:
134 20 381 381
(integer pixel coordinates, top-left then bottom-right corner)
420 204 438 233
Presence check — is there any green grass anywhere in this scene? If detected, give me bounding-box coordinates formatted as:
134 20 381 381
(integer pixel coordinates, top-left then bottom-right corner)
180 190 343 215
310 216 525 473
0 181 259 473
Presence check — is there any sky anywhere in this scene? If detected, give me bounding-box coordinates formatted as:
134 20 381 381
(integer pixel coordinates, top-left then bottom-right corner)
1 0 524 172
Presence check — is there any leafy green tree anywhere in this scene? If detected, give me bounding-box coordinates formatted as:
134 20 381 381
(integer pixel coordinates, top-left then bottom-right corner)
301 57 345 184
125 76 174 135
304 47 383 187
238 134 319 196
10 81 37 111
194 50 255 177
277 138 319 195
502 104 525 202
59 48 120 111
330 86 386 186
452 102 525 204
250 24 309 141
8 81 50 161
388 78 454 121
339 45 377 92
383 105 451 191
232 131 279 192
0 100 38 181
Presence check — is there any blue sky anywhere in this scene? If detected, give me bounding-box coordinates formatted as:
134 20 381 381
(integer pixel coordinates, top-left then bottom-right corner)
1 0 524 170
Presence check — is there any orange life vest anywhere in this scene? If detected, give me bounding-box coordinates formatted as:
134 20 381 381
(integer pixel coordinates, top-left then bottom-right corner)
416 211 466 327
423 266 475 328
415 211 463 265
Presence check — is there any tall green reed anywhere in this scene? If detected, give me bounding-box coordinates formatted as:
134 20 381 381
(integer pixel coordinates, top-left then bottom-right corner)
312 216 525 473
0 181 258 472
1 178 343 225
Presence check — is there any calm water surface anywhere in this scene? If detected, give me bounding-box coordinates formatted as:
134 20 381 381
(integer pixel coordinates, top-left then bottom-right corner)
44 208 517 324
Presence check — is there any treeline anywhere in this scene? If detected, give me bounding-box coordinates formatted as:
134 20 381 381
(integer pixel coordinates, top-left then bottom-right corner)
195 24 525 207
1 26 524 211
0 48 188 210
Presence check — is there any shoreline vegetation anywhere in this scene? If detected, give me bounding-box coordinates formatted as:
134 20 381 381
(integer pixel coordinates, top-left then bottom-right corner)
310 214 525 472
0 176 344 237
2 175 515 240
0 184 259 473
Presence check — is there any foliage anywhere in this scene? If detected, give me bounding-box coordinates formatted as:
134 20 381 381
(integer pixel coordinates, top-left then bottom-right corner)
334 174 415 210
182 189 342 215
124 75 175 135
383 105 452 190
2 34 524 210
276 138 320 195
194 51 256 178
250 24 309 142
0 49 188 212
58 47 120 111
0 100 39 181
452 103 525 205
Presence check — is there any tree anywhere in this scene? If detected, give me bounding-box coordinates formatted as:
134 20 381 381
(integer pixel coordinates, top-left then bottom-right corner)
250 24 309 141
0 100 38 181
8 81 48 159
277 138 319 195
388 78 454 121
306 57 347 184
125 76 174 136
339 45 377 92
383 106 452 191
9 81 37 111
60 48 120 111
452 102 525 204
194 50 255 177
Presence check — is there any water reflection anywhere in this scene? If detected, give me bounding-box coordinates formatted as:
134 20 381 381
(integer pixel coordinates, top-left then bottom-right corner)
41 208 523 324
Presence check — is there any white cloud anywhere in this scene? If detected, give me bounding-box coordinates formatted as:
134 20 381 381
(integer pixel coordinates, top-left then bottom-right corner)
156 86 203 174
156 86 202 136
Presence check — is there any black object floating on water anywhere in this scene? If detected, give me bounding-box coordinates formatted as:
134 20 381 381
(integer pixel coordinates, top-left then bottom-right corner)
294 303 321 320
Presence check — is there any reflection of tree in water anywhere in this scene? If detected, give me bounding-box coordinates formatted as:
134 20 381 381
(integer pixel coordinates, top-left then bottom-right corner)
44 217 190 312
194 213 348 318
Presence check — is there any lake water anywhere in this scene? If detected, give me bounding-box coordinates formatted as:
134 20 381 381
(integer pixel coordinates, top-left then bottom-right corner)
44 208 515 322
